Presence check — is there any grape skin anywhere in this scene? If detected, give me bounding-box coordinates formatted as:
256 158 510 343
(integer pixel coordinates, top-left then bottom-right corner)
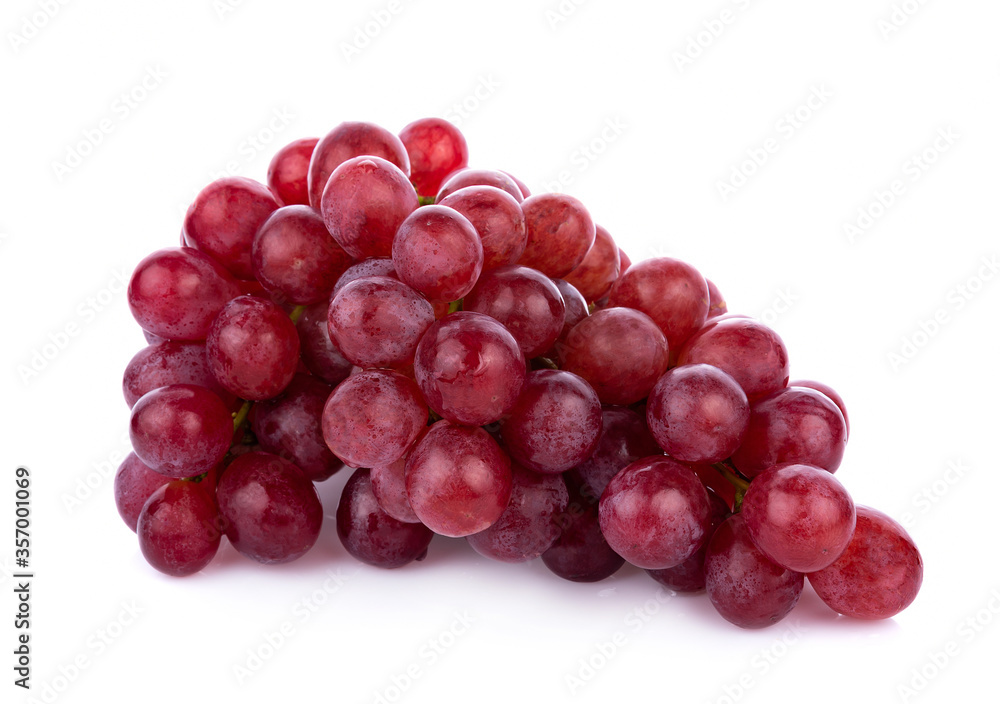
137 480 222 577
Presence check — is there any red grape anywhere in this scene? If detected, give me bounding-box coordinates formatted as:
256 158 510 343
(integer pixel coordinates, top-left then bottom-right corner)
562 224 620 302
438 186 527 270
567 405 661 501
789 379 849 438
398 117 469 198
391 205 483 301
542 478 624 583
114 452 173 532
308 121 410 209
518 194 596 279
296 301 353 386
267 137 318 207
138 480 222 577
436 168 524 203
122 341 237 410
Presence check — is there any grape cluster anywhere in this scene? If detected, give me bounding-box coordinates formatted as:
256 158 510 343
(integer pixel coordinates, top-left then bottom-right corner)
116 118 923 628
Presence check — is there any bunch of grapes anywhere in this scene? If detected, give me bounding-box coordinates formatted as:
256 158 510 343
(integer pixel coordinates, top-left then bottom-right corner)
116 118 922 628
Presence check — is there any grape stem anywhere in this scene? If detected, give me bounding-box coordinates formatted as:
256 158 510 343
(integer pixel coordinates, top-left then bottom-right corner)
447 299 463 314
418 195 436 207
711 461 750 511
232 400 253 433
289 305 307 324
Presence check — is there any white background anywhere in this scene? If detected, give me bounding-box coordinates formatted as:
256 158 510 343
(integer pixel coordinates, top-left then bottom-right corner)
1 1 998 703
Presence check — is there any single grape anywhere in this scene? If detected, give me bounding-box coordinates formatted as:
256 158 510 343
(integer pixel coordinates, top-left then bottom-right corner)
252 205 353 305
392 205 484 301
370 454 422 523
789 379 849 438
598 456 712 569
122 341 237 410
500 369 602 474
308 121 410 209
704 514 804 629
559 307 669 406
646 489 731 592
731 387 848 478
438 186 527 270
518 193 596 278
321 155 419 260
405 420 512 537
436 168 524 203
129 384 233 478
337 469 433 568
137 480 222 577
332 257 397 297
646 364 750 464
808 506 922 619
562 224 620 302
182 176 279 279
114 452 173 532
252 374 344 482
544 278 588 359
327 275 436 370
463 265 565 359
607 257 709 355
413 311 526 427
267 137 318 207
466 463 569 563
296 301 353 386
216 451 323 564
541 478 624 583
741 463 856 573
205 295 300 401
127 247 240 341
398 117 469 198
321 369 428 469
677 316 789 402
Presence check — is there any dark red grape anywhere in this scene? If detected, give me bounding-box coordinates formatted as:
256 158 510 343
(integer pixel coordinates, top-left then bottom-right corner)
413 312 526 426
808 506 922 619
327 275 435 370
541 479 624 583
436 168 524 203
296 301 353 386
206 295 300 401
559 307 669 406
122 341 237 410
182 177 279 279
677 316 789 402
438 186 527 270
392 205 483 301
646 489 731 592
138 480 222 577
466 463 569 563
337 469 433 568
405 420 512 537
252 374 344 482
500 369 602 474
321 369 427 469
129 384 232 478
607 257 709 354
216 451 323 564
128 247 240 341
518 194 596 278
704 514 804 628
598 456 712 569
646 364 750 464
308 121 410 209
267 137 318 207
114 452 173 532
562 224 620 302
545 278 588 358
463 265 565 358
398 118 469 198
567 405 662 501
320 155 419 260
742 463 855 573
252 205 353 305
731 387 848 478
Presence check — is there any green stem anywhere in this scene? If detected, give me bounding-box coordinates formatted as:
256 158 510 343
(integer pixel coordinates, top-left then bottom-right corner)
712 461 750 511
418 195 436 206
447 299 463 314
289 304 307 324
232 400 252 433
